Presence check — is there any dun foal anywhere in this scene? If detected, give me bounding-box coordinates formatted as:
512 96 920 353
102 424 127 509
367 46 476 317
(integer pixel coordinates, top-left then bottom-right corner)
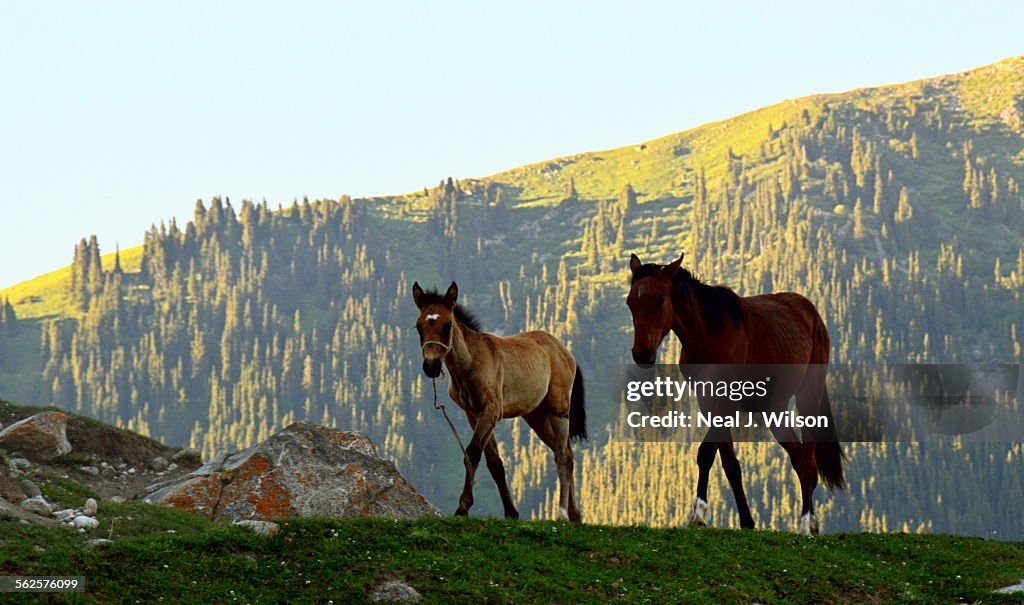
413 282 587 521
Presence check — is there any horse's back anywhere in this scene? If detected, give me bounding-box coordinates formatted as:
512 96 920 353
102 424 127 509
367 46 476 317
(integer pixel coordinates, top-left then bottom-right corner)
741 292 828 364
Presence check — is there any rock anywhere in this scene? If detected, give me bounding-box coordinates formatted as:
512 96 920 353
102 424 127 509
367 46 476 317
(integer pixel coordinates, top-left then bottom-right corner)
80 466 100 476
149 456 169 472
234 519 281 537
0 411 73 461
10 458 32 470
18 479 41 499
171 448 202 463
85 538 113 548
370 580 422 604
145 422 442 523
109 496 126 504
996 580 1024 594
127 467 136 475
83 498 98 515
167 462 178 472
20 496 53 516
52 509 77 522
73 515 99 529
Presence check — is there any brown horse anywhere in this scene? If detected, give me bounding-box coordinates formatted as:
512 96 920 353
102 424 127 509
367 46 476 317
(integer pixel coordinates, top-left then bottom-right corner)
412 281 587 521
626 253 846 534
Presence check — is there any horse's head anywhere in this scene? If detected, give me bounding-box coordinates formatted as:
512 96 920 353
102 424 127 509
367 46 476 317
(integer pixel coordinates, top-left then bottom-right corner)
626 252 684 365
412 281 459 378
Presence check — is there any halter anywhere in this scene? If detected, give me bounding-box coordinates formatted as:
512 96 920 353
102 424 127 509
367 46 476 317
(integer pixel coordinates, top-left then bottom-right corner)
422 339 451 352
420 320 454 354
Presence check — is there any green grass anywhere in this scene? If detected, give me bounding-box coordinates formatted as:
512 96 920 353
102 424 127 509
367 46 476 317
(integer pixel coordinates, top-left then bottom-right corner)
1 516 1022 603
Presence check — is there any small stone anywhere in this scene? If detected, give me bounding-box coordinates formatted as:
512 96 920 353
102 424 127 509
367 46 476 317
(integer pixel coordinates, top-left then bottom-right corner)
33 545 45 553
100 461 109 468
109 496 126 504
149 457 169 472
72 515 99 529
167 462 178 472
80 466 100 477
995 580 1024 594
18 479 41 499
85 538 113 548
10 458 31 469
20 496 52 516
18 519 29 525
234 519 281 537
127 467 136 475
83 498 98 515
52 509 77 521
101 466 117 478
370 580 422 603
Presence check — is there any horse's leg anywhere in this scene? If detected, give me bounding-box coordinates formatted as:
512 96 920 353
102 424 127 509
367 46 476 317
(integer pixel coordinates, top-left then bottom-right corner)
549 414 579 522
718 439 755 529
770 424 818 535
523 409 580 522
483 433 519 519
455 401 500 517
690 427 722 527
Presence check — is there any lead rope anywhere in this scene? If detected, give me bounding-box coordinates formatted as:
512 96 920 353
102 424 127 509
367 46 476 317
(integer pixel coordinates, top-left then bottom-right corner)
431 374 471 469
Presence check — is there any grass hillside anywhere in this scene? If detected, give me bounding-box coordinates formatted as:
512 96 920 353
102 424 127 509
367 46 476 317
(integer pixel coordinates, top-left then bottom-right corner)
3 517 1024 603
4 399 1023 604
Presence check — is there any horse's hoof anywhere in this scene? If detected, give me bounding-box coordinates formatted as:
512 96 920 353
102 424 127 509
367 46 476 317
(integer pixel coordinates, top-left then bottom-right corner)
688 497 710 527
504 510 520 520
798 513 819 535
454 509 469 517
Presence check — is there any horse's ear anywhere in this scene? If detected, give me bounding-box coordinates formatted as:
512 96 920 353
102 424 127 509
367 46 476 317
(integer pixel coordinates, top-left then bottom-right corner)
412 282 425 308
629 254 642 273
666 252 685 275
443 282 458 308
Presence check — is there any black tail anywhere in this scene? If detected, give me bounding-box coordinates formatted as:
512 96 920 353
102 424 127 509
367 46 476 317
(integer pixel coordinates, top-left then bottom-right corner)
815 385 847 491
569 366 587 442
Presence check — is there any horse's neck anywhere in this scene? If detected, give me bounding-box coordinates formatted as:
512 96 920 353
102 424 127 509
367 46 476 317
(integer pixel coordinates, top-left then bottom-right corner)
442 321 479 378
671 287 712 363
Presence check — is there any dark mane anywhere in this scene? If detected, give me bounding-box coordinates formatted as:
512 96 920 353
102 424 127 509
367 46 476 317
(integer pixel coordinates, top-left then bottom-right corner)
418 288 484 332
631 263 744 332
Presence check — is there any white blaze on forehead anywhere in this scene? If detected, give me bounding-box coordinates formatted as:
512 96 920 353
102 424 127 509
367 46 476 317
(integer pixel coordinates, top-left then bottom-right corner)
425 313 440 321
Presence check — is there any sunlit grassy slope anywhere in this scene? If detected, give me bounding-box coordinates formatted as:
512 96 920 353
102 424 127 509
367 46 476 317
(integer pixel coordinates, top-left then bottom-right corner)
1 247 143 320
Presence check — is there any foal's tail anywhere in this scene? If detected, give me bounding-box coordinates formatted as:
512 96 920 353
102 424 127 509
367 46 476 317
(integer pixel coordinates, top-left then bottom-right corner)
569 366 588 442
815 385 847 491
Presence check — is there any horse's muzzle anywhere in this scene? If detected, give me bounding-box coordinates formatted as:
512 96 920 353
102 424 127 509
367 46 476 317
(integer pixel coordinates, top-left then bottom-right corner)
632 348 657 366
422 358 443 378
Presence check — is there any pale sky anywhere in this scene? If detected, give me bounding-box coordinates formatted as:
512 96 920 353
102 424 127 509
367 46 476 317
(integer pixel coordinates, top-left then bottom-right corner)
2 1 1023 288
